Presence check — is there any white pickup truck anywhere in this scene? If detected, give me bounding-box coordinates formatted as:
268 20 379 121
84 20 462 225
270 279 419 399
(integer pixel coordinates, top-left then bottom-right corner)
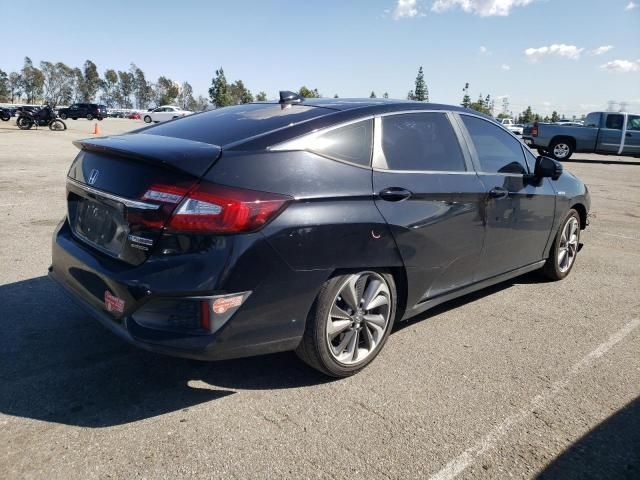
500 118 524 136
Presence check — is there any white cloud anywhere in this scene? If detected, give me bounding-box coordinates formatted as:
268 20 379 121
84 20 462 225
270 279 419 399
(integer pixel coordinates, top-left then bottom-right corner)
432 0 534 16
479 45 493 55
625 1 638 11
501 64 511 70
591 45 613 55
600 59 640 73
524 44 584 62
392 0 419 19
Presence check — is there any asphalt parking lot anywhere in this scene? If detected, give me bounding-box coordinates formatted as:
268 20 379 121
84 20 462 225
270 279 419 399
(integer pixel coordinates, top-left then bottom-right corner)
1 117 638 479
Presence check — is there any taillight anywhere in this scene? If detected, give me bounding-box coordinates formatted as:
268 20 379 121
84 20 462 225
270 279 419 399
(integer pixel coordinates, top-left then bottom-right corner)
142 182 291 234
531 122 539 137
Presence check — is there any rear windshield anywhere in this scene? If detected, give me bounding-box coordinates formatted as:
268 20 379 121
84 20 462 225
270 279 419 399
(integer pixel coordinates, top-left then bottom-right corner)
143 103 333 147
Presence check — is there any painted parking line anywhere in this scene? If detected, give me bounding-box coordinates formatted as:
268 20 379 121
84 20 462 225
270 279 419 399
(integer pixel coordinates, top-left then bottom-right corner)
428 317 640 480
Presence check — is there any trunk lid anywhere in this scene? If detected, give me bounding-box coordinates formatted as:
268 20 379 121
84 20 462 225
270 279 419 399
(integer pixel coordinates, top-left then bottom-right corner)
66 134 221 265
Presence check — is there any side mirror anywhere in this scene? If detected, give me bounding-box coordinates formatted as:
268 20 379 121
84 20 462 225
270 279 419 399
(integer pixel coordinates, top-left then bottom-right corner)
535 156 563 180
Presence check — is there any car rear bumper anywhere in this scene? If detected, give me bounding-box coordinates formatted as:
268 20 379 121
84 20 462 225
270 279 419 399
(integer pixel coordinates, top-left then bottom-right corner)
50 220 331 360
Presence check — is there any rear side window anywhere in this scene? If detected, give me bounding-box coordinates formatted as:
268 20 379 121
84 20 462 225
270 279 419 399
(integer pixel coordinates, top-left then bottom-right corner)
307 120 373 166
461 115 527 174
605 114 623 129
145 103 332 147
380 113 466 171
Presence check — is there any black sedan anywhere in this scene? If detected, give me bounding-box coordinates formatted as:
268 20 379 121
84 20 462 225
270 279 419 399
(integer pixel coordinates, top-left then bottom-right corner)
50 93 590 377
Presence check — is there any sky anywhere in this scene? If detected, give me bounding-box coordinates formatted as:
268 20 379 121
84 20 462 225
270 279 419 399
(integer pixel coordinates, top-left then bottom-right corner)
2 0 639 116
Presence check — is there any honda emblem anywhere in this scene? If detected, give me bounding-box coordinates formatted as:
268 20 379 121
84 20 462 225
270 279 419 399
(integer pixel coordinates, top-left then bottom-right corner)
88 169 99 185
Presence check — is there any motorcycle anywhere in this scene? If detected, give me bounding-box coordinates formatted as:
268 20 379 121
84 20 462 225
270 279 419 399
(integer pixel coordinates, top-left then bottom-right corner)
17 106 67 131
0 108 11 122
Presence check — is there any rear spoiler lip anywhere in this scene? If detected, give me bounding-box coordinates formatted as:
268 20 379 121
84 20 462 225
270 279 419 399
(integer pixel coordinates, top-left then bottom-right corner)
73 133 222 178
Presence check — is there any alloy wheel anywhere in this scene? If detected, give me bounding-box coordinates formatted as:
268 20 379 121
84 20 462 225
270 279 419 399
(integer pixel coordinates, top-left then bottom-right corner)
553 143 570 159
326 272 391 365
558 217 579 273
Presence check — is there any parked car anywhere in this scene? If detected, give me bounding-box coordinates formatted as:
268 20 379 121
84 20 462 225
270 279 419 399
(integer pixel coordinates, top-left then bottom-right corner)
143 105 192 123
49 94 590 377
128 112 141 120
58 103 108 121
500 118 524 135
523 111 640 160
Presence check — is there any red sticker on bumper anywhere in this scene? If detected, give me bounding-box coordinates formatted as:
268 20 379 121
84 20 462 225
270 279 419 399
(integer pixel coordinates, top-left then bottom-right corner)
104 291 125 313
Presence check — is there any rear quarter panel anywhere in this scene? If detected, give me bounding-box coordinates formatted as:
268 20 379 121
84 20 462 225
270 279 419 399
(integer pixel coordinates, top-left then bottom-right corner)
206 150 404 272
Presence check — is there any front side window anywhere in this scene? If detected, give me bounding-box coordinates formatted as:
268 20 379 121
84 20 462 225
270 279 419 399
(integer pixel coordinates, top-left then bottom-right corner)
380 113 466 171
627 115 640 131
605 114 623 130
461 115 527 174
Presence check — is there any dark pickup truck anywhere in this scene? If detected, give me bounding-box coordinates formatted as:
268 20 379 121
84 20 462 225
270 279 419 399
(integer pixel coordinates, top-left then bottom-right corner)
522 111 640 160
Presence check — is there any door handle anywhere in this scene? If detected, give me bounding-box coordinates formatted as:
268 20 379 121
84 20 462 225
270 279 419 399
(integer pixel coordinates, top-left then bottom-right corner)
489 187 509 199
379 187 412 202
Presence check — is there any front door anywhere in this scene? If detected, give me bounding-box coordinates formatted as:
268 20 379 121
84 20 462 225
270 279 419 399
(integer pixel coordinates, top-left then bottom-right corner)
372 112 486 307
623 114 640 156
457 114 557 280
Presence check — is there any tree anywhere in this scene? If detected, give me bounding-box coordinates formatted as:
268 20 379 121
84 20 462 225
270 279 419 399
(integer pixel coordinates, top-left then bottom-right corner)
412 66 428 101
0 70 9 102
40 61 75 106
229 80 253 104
298 86 320 98
193 95 209 111
496 112 511 120
100 69 118 107
370 91 376 98
79 60 100 102
209 67 233 107
550 111 560 123
383 92 389 99
116 70 134 108
255 91 268 101
130 64 152 109
519 106 534 124
156 76 179 105
407 89 414 100
20 57 44 104
177 81 195 110
461 82 471 108
333 93 339 98
8 72 22 103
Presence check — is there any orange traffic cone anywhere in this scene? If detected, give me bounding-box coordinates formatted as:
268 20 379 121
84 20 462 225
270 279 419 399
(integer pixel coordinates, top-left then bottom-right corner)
93 123 100 135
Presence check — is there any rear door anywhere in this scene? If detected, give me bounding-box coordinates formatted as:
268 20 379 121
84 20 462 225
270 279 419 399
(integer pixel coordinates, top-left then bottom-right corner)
596 113 624 153
372 111 486 306
457 113 556 279
623 114 640 156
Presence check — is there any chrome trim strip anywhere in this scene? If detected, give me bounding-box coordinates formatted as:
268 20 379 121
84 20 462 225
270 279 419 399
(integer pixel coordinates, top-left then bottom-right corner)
66 178 161 210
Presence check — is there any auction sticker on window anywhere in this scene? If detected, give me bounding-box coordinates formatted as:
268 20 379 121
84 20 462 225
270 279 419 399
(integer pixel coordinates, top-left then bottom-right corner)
104 291 125 313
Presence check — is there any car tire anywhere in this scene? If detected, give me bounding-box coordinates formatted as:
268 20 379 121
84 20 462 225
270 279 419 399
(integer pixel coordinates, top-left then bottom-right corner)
537 148 548 156
72 117 77 120
542 209 581 281
296 270 397 377
549 139 573 161
144 115 152 123
86 114 93 121
59 113 67 120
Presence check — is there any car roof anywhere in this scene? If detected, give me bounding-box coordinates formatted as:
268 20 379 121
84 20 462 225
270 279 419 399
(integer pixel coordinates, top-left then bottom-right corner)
256 98 472 115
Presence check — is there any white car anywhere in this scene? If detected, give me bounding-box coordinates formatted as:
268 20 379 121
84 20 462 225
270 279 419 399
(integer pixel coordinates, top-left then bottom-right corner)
500 118 524 136
143 105 192 123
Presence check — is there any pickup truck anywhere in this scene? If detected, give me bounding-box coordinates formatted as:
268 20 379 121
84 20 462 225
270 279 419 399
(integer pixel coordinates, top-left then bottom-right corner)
522 111 640 160
500 118 524 135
